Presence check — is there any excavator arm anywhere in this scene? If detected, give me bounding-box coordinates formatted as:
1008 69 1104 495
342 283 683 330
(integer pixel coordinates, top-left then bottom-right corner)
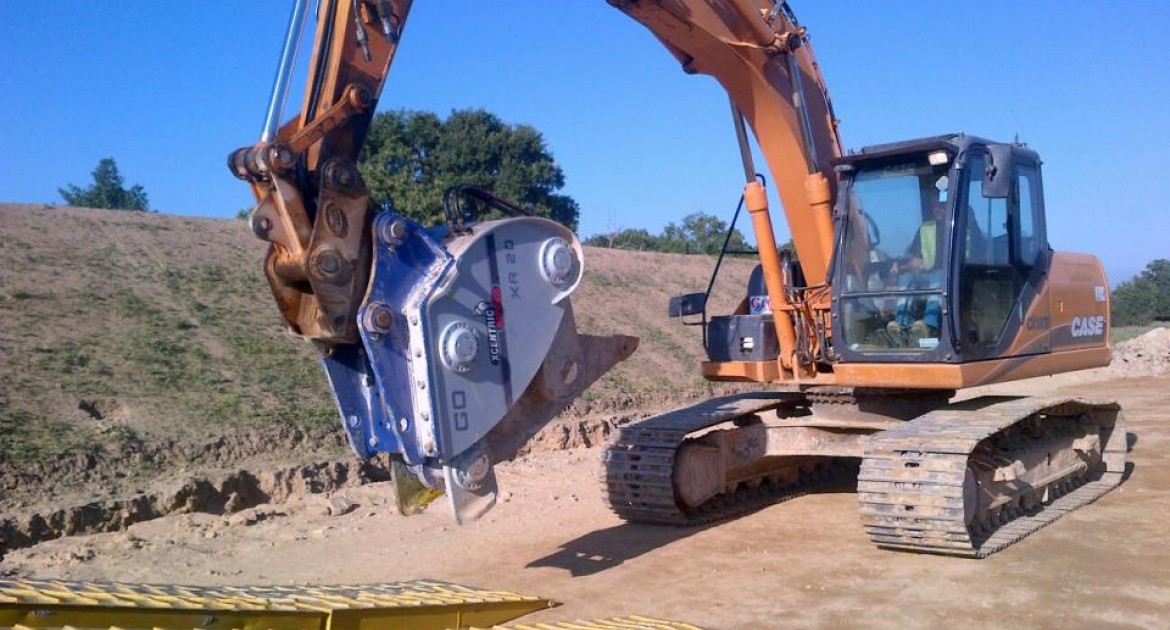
230 0 846 523
229 0 412 343
615 0 842 278
612 0 843 377
230 0 645 523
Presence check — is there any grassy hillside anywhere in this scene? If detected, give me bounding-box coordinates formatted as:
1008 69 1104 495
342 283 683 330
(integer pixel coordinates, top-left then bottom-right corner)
0 204 754 500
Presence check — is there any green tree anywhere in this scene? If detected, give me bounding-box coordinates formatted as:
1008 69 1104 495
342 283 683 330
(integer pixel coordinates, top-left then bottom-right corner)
59 158 150 211
584 228 660 251
1112 259 1170 325
658 212 750 255
359 109 579 230
585 212 761 256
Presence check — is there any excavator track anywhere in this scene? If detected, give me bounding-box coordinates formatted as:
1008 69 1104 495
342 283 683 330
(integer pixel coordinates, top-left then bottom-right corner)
601 392 845 525
858 397 1127 558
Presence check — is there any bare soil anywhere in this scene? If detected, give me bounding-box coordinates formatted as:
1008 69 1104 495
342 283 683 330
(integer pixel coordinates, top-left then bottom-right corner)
4 368 1168 630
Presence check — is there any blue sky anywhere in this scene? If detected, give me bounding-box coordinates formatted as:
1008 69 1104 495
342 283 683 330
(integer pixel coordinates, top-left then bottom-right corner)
2 2 1166 283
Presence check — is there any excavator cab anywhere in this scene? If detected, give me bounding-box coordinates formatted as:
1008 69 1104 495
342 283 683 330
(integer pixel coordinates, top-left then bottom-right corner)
831 134 1054 366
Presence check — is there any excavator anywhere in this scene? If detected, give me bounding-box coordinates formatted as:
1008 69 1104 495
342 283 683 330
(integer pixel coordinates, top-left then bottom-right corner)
227 0 1127 560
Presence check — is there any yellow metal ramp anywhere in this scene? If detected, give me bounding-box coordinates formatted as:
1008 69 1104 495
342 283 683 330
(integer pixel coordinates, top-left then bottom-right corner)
0 578 555 630
477 615 705 629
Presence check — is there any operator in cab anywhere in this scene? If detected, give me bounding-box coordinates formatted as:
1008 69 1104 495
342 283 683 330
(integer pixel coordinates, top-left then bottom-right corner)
892 196 946 280
886 189 947 345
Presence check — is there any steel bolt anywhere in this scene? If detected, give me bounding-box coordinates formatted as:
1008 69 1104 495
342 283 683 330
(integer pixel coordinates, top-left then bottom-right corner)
389 220 408 239
251 214 273 240
439 322 479 373
540 237 576 288
459 453 491 488
349 85 374 109
370 305 394 331
324 160 356 191
379 219 409 245
271 145 297 171
311 247 347 283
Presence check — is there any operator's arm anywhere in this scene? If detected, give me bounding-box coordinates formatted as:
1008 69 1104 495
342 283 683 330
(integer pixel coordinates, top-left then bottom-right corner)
892 231 925 275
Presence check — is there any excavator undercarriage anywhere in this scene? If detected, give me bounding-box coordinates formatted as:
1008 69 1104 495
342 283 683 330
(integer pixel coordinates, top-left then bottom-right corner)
602 391 1127 557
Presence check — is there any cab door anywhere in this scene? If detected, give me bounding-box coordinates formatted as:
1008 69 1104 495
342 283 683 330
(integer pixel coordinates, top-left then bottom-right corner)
953 150 1049 360
1009 160 1052 356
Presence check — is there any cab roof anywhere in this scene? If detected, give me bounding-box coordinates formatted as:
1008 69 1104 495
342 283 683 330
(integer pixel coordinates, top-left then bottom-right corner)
836 133 1039 166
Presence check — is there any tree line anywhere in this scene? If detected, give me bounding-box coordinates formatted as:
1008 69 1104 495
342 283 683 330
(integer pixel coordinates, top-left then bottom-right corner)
57 109 763 259
59 108 577 227
1112 259 1170 326
67 111 1163 331
583 212 757 256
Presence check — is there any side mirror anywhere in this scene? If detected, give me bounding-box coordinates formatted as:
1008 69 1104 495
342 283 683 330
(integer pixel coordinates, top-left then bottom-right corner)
668 292 707 318
982 145 1014 199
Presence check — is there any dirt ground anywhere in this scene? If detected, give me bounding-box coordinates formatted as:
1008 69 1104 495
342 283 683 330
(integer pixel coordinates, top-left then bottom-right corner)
4 369 1168 630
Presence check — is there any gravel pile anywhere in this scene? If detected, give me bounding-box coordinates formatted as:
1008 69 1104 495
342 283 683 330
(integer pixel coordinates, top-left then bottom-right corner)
1111 327 1170 375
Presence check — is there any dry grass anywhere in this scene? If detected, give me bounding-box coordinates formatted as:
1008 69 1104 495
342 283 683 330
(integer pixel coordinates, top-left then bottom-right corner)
0 205 334 468
0 204 754 481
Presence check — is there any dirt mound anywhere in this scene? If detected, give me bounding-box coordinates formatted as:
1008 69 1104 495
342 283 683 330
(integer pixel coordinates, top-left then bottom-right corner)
0 407 664 555
0 378 750 555
1110 327 1170 375
0 424 349 511
0 203 756 522
0 458 392 556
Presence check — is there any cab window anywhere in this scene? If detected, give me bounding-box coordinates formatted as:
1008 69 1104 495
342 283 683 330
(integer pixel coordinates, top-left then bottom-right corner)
1016 164 1043 267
